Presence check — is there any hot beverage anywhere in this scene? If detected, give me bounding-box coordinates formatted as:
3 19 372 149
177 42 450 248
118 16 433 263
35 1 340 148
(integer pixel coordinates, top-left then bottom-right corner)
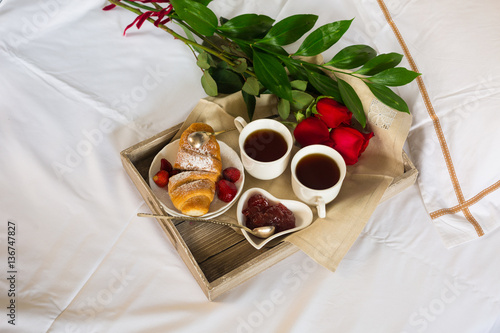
243 129 288 162
235 116 293 180
295 153 340 190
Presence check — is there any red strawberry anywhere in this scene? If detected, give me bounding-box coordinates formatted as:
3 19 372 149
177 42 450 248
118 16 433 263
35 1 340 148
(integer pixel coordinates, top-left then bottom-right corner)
216 179 237 202
170 169 181 177
153 170 169 187
160 158 173 172
222 167 241 183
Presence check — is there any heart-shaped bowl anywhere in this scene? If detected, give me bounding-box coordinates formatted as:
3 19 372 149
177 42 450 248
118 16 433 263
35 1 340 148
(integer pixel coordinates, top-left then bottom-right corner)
236 188 313 249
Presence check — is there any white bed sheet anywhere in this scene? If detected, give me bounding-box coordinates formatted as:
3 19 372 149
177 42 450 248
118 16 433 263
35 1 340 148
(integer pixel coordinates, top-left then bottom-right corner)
1 0 499 332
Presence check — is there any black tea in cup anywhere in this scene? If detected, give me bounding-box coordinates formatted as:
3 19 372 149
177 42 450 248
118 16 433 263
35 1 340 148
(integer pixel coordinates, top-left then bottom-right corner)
295 153 340 190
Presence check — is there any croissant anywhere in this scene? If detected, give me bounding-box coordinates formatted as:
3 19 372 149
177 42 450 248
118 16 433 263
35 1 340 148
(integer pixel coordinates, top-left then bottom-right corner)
168 123 222 216
174 123 222 174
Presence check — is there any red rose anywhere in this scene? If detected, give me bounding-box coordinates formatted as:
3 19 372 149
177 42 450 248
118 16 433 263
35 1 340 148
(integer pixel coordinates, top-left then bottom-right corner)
321 138 335 148
315 98 352 128
329 126 374 165
294 117 330 147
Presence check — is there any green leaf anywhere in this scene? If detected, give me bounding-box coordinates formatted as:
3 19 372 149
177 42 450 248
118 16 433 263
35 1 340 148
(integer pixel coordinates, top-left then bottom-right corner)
281 57 307 81
218 14 274 39
253 49 292 100
232 58 247 73
367 67 421 86
305 103 314 118
305 70 342 102
365 82 409 113
260 14 318 46
234 41 253 58
290 80 308 91
219 16 229 25
242 91 256 120
209 67 244 94
242 76 260 95
175 22 205 53
295 111 306 123
253 43 289 57
278 98 291 119
201 71 218 96
203 36 244 60
294 19 353 56
325 44 377 69
170 0 218 36
337 78 366 127
196 52 211 69
193 0 212 5
291 90 314 110
355 52 403 75
122 0 157 11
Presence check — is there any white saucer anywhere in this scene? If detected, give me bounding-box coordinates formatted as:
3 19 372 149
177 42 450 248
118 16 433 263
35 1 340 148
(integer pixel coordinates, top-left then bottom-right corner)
149 139 245 218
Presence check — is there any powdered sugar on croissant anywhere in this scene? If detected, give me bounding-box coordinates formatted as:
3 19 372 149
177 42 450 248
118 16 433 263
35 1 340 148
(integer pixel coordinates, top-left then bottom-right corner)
174 123 222 174
168 123 222 216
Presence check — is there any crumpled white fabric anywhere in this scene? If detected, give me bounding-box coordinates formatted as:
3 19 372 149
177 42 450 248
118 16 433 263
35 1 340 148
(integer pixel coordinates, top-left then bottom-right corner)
379 0 500 248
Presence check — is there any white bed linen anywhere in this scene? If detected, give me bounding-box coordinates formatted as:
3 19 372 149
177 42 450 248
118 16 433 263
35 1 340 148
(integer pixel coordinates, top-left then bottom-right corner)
0 0 499 332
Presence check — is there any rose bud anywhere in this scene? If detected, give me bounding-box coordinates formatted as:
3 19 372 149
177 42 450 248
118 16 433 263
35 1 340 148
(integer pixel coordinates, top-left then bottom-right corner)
321 138 335 148
315 98 352 128
293 117 330 147
329 126 374 165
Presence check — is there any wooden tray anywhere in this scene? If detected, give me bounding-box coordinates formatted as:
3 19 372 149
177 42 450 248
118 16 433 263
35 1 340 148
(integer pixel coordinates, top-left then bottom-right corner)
120 124 417 300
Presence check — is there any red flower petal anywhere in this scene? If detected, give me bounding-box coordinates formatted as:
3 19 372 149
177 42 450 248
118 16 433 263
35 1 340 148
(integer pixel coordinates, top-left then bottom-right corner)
293 117 330 147
123 11 154 35
103 4 117 11
136 11 154 29
329 126 373 165
360 131 374 154
315 98 352 128
321 138 335 148
154 6 172 26
123 16 141 35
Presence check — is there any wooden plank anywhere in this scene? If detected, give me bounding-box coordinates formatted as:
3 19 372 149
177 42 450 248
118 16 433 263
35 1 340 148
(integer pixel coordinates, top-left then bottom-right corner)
176 221 246 263
199 239 269 283
380 151 418 203
206 242 299 300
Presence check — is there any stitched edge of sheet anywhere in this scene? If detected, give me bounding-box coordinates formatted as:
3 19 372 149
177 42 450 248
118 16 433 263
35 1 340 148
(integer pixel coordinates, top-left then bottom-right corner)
375 0 498 237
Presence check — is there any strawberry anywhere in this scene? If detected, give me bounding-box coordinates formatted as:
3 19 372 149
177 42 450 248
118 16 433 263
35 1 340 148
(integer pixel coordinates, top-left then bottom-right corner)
222 167 241 183
216 179 237 202
160 158 173 172
153 170 169 187
170 169 181 177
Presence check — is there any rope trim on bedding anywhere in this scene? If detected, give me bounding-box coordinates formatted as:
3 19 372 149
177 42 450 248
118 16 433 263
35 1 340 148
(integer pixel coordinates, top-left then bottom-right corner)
430 180 500 219
376 0 488 237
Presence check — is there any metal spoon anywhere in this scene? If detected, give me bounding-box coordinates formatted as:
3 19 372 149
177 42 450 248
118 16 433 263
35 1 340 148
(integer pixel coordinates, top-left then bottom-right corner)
137 213 276 239
187 128 235 149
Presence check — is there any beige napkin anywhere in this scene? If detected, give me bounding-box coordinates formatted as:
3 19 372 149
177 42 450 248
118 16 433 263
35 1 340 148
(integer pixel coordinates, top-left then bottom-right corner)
174 76 412 271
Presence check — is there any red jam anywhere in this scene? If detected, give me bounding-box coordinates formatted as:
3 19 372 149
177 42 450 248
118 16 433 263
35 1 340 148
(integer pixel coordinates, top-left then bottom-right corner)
242 194 296 233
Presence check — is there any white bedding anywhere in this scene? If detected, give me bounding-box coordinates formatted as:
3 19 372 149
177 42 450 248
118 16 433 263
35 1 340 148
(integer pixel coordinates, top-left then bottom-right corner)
1 0 499 332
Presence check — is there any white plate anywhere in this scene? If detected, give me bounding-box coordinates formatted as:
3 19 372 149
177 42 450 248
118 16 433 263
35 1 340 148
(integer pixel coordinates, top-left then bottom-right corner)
236 188 313 249
149 139 245 218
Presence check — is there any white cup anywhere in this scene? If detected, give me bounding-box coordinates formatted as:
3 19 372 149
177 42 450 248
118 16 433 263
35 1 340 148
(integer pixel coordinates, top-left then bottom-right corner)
234 116 293 180
291 145 346 218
